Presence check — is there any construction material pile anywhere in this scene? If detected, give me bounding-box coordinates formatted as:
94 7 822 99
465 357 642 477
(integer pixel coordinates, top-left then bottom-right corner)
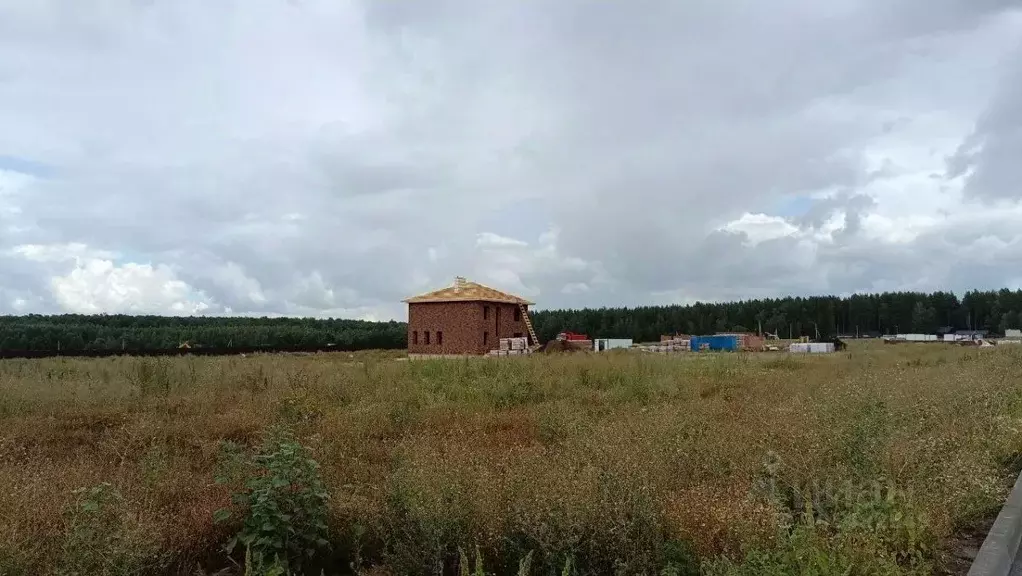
639 336 690 353
487 337 533 356
790 342 835 354
723 333 766 351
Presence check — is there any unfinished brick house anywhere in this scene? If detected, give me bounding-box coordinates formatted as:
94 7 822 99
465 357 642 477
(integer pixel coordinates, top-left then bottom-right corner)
403 276 537 356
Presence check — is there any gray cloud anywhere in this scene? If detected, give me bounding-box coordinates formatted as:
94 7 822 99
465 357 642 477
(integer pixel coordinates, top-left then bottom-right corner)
0 0 1020 319
950 40 1022 202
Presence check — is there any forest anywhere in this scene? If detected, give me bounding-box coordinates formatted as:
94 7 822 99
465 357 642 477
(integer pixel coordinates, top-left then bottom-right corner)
0 314 406 353
529 288 1022 343
0 289 1020 352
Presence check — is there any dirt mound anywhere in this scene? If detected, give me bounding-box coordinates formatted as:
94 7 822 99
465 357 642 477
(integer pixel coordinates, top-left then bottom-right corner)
541 340 588 354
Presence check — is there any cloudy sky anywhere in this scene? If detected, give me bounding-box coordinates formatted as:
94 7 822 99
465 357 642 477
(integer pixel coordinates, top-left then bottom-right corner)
0 1 1020 321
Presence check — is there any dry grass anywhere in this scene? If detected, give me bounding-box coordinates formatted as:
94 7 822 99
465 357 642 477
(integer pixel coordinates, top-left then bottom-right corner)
0 343 1020 575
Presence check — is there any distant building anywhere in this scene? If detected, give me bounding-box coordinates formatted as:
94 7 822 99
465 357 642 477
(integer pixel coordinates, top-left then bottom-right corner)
403 276 535 356
594 338 633 351
954 330 988 341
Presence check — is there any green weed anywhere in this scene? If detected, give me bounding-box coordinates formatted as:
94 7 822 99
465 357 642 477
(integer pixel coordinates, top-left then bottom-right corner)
213 426 330 574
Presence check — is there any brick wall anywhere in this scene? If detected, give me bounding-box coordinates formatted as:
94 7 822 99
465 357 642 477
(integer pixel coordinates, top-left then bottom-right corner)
407 301 531 355
485 302 530 347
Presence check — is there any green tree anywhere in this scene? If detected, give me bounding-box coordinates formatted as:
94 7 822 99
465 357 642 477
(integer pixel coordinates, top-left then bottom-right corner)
911 302 937 333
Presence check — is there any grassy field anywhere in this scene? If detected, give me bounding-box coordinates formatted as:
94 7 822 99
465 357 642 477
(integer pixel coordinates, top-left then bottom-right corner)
1 342 1021 575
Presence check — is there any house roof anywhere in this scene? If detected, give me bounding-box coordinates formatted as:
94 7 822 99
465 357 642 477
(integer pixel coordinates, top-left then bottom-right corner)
403 276 535 305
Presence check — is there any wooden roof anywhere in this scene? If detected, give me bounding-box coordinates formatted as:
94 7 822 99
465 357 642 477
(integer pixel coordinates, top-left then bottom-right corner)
403 276 534 305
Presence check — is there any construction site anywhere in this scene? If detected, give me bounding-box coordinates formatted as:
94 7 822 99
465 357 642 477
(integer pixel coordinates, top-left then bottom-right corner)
402 276 616 358
403 277 847 357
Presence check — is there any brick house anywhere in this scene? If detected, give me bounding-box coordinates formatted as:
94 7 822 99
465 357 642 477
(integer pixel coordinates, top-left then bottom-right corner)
403 276 535 356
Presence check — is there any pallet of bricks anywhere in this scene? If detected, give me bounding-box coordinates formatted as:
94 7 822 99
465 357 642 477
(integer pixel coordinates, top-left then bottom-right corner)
642 335 690 353
737 333 766 351
487 336 531 356
710 332 767 351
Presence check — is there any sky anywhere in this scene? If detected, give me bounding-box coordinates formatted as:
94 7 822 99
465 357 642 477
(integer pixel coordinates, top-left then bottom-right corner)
0 0 1020 321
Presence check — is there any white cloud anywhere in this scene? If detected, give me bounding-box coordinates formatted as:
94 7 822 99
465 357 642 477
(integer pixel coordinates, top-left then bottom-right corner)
10 242 117 263
0 0 1020 318
476 232 528 249
722 214 800 245
52 259 212 315
562 282 590 295
2 242 216 315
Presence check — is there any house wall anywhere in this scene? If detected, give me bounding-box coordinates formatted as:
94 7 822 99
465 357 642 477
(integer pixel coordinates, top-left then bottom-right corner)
407 302 482 355
487 302 530 347
407 301 531 355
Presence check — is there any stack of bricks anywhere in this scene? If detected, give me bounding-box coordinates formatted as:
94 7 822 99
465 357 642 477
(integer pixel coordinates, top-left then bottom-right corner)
490 337 531 356
640 337 690 353
739 334 765 351
716 333 767 351
508 337 528 355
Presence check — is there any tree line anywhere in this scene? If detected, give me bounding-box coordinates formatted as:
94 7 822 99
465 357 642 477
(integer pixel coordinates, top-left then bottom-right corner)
1 289 1020 352
0 314 406 353
528 289 1022 343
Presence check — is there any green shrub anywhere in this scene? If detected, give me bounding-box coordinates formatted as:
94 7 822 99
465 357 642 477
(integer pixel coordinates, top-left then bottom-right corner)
213 426 330 574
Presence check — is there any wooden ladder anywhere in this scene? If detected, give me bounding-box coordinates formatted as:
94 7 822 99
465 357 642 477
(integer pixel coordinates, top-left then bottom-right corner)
519 303 541 350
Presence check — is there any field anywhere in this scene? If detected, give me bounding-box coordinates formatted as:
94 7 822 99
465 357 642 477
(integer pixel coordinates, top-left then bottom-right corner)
1 343 1021 575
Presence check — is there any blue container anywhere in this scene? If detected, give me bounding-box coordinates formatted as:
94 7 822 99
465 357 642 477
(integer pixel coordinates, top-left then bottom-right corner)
690 335 739 352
